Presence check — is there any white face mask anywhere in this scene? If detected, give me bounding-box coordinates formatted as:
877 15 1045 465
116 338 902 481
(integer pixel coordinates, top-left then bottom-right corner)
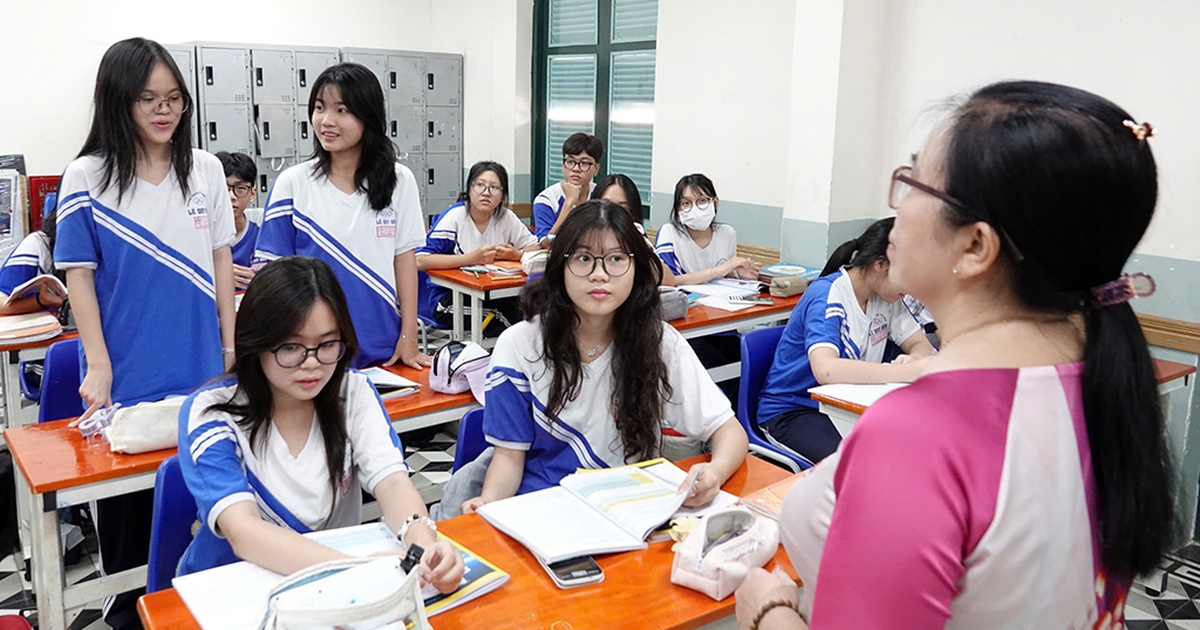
679 205 715 231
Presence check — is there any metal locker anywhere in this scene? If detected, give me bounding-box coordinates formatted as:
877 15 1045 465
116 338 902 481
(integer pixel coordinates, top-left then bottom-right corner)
202 103 253 156
198 47 251 104
251 49 295 104
295 118 316 161
398 152 427 211
295 50 340 108
256 103 297 158
164 45 198 148
425 153 463 204
387 54 425 107
425 107 462 154
389 106 426 155
424 55 462 107
340 52 389 100
255 156 295 200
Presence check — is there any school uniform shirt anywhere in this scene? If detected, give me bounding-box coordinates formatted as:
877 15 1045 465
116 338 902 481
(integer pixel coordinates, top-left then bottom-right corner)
484 320 734 495
229 218 260 268
176 370 409 575
532 182 596 239
779 364 1124 627
654 222 738 277
757 269 922 422
0 232 51 296
253 160 425 366
54 151 235 406
416 201 538 317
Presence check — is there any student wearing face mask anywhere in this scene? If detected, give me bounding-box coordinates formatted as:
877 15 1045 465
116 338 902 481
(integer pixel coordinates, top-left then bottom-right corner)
654 174 760 285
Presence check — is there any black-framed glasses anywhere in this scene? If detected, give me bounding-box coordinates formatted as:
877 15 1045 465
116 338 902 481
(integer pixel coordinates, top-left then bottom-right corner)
227 183 254 199
563 157 598 172
271 340 346 368
470 181 504 195
678 197 714 212
565 251 634 277
136 93 188 116
888 166 1025 264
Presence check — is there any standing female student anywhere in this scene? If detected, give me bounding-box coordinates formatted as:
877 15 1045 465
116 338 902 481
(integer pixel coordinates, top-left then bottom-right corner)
254 62 428 368
756 218 933 463
417 160 538 333
0 203 64 315
53 37 237 630
654 173 760 285
461 201 748 513
178 256 464 588
736 81 1173 629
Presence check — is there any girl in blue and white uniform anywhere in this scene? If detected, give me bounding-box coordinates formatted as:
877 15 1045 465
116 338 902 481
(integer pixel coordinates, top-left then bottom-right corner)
254 63 428 369
756 218 934 463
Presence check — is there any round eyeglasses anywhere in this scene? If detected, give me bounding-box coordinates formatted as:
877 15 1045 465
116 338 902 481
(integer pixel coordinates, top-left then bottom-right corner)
565 252 633 277
227 183 254 199
470 181 504 195
270 340 346 368
563 157 598 172
136 94 188 116
677 197 713 212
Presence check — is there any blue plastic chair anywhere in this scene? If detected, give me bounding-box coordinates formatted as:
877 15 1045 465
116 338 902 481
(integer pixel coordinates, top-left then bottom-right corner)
738 327 813 472
147 456 198 593
452 408 487 472
38 338 83 423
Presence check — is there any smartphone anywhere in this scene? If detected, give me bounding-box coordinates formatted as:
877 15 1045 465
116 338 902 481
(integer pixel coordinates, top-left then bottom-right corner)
728 295 774 304
538 554 604 589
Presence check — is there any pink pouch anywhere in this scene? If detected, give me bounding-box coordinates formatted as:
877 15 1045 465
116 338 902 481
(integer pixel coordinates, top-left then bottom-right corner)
670 507 779 600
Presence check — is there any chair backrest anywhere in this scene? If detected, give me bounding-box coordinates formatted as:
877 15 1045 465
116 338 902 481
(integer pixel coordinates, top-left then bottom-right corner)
39 337 82 423
452 408 487 473
738 326 811 472
147 455 198 593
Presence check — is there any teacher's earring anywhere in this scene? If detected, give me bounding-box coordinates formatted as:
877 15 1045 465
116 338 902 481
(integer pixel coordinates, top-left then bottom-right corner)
952 266 960 275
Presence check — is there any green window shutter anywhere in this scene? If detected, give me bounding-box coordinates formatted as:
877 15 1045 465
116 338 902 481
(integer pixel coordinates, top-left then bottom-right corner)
550 0 598 47
546 54 598 183
611 0 657 43
608 50 655 200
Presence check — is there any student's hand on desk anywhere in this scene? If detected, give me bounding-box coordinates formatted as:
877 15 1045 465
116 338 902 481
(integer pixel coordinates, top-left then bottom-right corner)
735 566 803 630
891 354 916 365
385 336 432 369
420 539 466 594
232 264 256 290
681 463 722 508
460 496 487 515
472 245 499 265
494 243 521 261
37 282 65 308
73 365 113 425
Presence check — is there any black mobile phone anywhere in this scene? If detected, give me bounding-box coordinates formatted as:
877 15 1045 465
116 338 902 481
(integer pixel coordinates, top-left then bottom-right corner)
538 554 604 589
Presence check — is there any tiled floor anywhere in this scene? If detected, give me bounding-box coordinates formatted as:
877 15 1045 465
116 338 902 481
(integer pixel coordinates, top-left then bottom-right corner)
0 425 459 628
1127 544 1200 629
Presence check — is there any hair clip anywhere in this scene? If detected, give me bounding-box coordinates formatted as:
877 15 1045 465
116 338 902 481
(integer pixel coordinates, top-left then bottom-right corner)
1090 273 1155 308
1122 120 1156 142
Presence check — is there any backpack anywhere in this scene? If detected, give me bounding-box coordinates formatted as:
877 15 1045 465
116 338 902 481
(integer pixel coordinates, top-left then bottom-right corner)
429 341 490 404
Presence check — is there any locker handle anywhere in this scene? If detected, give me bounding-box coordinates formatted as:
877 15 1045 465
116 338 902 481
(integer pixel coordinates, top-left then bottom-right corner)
390 121 397 137
205 66 214 86
260 175 269 194
256 67 263 87
300 121 309 139
299 69 307 88
427 72 434 91
263 121 270 140
390 72 397 89
428 168 435 185
208 122 218 141
427 121 434 138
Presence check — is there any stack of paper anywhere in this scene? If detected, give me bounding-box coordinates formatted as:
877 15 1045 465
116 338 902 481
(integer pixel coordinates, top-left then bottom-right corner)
807 382 907 408
360 366 420 399
0 311 62 345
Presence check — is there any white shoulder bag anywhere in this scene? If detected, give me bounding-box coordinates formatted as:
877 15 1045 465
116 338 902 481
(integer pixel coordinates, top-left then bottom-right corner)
259 556 431 630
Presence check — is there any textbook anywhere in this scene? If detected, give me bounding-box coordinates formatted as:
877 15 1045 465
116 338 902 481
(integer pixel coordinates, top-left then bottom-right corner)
461 261 525 277
475 461 704 563
739 470 810 520
172 523 509 629
360 366 420 399
758 263 821 282
807 382 907 409
0 311 62 345
3 273 67 306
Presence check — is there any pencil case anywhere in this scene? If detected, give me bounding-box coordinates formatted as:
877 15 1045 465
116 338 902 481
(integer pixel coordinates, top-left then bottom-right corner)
521 249 549 275
670 507 779 600
103 397 185 454
260 556 431 630
659 287 689 321
769 275 809 298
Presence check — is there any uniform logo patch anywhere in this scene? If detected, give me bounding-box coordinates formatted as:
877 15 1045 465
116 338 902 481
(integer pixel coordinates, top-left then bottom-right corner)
187 192 209 229
376 208 397 238
868 313 890 346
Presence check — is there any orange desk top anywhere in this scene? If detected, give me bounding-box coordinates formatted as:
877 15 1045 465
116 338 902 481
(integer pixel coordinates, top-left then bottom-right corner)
672 294 800 334
426 267 529 293
4 364 476 496
812 357 1197 416
138 455 798 630
0 330 79 353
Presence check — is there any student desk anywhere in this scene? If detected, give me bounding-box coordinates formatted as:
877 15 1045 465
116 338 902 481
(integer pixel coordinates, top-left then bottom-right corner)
673 295 801 383
137 454 798 630
3 364 476 630
811 357 1197 437
425 268 527 345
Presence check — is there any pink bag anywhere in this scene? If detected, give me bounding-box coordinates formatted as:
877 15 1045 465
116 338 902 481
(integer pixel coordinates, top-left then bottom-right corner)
429 341 490 405
670 507 779 600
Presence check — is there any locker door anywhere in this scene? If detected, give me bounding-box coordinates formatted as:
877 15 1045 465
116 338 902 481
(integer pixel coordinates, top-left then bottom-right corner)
202 103 253 155
341 53 389 98
198 48 251 103
295 117 315 161
425 153 463 207
256 103 297 158
424 56 462 107
398 152 427 213
425 107 462 154
256 156 295 200
387 54 425 107
251 49 295 104
295 50 340 107
389 105 425 155
164 46 198 148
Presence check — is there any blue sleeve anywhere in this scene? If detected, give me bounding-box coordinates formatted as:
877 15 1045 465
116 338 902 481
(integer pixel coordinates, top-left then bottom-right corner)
418 212 458 256
178 393 254 534
532 197 561 239
0 249 41 296
53 188 100 269
252 177 297 266
482 365 536 448
803 285 843 354
654 229 685 276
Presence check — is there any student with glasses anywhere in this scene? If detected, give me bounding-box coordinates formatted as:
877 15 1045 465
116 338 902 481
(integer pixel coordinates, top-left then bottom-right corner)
654 173 761 286
177 256 465 590
416 161 539 335
53 37 237 630
460 201 748 514
533 132 604 245
216 151 259 288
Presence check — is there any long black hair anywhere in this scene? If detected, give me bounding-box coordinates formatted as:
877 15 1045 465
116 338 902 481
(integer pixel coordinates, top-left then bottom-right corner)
943 80 1173 577
670 173 718 232
78 37 194 201
520 200 668 462
308 63 397 211
590 173 644 223
819 217 894 278
207 256 360 519
456 161 509 217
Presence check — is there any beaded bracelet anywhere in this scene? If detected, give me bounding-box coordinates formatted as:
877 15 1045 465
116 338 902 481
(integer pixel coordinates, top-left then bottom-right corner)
397 513 437 548
749 599 800 630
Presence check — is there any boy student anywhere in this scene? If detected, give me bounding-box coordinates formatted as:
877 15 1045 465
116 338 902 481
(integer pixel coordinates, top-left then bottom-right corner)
216 151 259 289
533 132 604 246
